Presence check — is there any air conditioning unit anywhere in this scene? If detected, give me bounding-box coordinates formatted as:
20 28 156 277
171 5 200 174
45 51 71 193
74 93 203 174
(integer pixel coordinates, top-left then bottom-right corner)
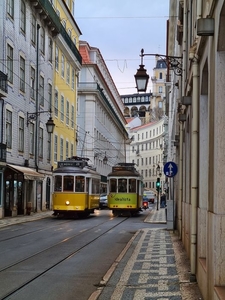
181 96 192 106
179 114 186 122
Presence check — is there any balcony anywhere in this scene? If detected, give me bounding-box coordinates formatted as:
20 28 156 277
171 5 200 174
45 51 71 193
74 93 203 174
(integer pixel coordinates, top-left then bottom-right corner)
30 0 61 36
0 143 6 162
0 71 8 97
60 26 82 64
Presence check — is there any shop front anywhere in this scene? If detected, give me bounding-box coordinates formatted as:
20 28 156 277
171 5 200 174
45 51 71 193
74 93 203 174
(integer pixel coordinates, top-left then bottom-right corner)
4 164 44 217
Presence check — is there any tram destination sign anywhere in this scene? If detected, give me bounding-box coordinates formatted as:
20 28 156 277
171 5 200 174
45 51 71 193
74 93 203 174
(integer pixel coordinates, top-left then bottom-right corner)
57 161 86 168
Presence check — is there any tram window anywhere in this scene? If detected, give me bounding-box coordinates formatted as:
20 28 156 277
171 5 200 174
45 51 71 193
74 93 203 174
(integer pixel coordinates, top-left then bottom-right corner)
54 175 62 191
92 178 100 194
109 179 116 192
118 178 127 193
63 176 74 191
86 178 89 193
75 176 85 192
129 179 136 192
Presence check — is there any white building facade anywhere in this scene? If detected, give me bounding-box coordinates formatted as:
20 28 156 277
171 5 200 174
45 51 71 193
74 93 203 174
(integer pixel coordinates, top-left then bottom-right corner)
77 41 128 192
129 118 166 192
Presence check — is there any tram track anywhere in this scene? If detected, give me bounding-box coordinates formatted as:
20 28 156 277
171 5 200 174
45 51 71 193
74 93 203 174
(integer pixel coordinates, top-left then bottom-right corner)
0 216 129 299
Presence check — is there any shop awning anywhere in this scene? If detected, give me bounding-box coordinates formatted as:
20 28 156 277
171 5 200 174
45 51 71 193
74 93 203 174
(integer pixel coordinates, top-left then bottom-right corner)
7 164 45 181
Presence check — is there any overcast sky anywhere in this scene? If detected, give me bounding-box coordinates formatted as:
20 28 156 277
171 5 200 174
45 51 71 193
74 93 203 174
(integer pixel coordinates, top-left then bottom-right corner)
74 1 169 95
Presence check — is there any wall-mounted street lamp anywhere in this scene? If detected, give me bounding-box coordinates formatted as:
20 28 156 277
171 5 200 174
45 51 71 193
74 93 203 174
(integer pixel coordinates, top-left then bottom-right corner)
134 49 183 92
103 152 108 165
27 111 55 134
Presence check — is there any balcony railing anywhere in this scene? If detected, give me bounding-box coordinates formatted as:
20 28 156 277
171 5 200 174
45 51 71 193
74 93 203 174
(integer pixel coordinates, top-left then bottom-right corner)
0 71 8 97
30 0 82 64
60 26 82 65
0 143 6 162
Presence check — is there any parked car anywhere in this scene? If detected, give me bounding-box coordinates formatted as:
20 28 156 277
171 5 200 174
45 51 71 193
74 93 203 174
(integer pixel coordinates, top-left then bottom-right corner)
99 193 108 209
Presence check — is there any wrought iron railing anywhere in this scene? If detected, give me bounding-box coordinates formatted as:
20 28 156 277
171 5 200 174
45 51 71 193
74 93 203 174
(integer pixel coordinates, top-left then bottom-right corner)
0 71 8 94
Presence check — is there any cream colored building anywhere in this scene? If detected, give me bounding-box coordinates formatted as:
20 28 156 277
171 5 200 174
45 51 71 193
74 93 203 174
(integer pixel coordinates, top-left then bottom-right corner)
129 118 165 192
167 0 225 299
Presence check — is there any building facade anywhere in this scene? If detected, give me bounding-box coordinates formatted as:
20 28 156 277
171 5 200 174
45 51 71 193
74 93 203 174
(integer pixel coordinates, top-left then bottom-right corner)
129 118 166 192
0 0 82 218
77 41 128 191
167 0 225 299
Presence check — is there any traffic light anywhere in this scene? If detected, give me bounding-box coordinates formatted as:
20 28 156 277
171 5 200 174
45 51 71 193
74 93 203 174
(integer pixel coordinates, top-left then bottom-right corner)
156 177 160 191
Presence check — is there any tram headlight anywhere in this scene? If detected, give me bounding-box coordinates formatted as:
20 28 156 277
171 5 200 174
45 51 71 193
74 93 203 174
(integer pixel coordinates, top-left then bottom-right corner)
65 201 70 206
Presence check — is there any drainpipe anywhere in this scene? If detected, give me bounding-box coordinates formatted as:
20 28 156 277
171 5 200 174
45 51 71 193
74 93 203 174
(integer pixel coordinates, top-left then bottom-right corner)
190 56 199 281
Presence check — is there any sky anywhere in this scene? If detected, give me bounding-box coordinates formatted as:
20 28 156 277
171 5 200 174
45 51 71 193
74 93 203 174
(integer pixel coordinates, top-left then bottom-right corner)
74 0 169 96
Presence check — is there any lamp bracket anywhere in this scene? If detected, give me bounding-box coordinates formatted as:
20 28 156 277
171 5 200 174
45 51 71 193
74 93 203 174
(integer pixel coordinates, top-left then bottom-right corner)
27 110 50 125
140 48 183 76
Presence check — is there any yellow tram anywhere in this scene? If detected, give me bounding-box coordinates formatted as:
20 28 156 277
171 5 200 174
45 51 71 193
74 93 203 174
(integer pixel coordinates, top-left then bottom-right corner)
107 163 143 216
52 157 101 218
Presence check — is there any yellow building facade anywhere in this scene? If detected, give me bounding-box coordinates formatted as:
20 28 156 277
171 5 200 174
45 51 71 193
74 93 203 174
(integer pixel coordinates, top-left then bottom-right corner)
52 0 82 168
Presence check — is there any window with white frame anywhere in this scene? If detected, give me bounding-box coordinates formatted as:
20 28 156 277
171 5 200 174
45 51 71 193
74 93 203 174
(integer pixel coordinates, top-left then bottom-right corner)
61 95 64 121
30 66 35 99
54 135 58 162
54 89 58 117
7 44 13 83
48 83 52 110
29 123 34 155
20 56 25 92
39 127 43 158
47 133 51 160
31 15 36 45
48 38 53 63
7 0 14 18
40 27 45 54
60 138 63 161
18 116 24 152
159 86 163 93
66 62 70 84
20 0 26 34
71 143 74 157
66 100 69 125
39 75 44 106
61 54 65 78
66 141 69 159
55 46 59 71
6 110 12 149
71 68 75 89
71 105 74 128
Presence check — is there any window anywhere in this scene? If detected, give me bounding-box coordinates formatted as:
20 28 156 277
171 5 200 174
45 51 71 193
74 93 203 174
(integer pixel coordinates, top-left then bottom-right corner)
48 83 52 110
40 27 45 54
66 100 69 125
61 54 65 78
39 75 44 106
31 15 36 45
55 46 59 71
54 135 58 162
20 56 25 92
7 44 13 83
7 0 14 18
54 89 58 117
20 0 26 34
48 38 53 63
30 66 35 99
6 110 12 149
29 123 34 155
159 72 162 79
71 68 75 89
66 62 70 84
71 143 74 157
18 117 24 152
61 95 64 121
159 86 163 93
47 133 51 160
66 141 69 159
60 138 63 161
39 127 43 158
